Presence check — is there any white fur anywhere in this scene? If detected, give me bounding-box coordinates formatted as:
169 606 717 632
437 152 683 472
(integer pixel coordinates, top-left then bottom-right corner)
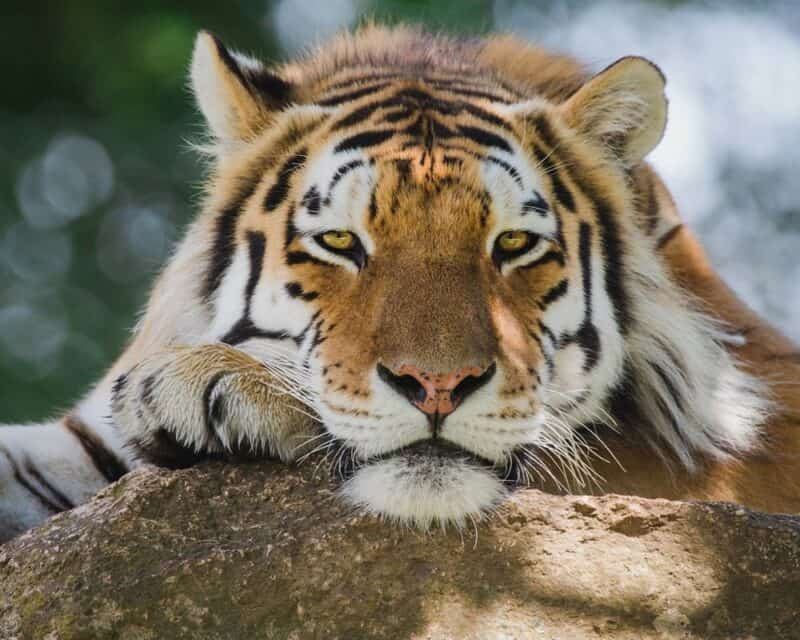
342 457 507 529
294 146 377 272
0 422 112 541
191 32 244 142
621 236 768 467
204 245 250 340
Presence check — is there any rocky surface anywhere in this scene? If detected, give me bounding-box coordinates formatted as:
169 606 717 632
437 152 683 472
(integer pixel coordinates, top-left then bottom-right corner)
1 462 799 639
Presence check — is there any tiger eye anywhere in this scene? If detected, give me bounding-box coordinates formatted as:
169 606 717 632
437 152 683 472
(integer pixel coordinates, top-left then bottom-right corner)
497 231 530 252
321 230 356 250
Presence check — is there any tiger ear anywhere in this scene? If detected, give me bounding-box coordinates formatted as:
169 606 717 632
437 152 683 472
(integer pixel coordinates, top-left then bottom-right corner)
560 56 667 168
190 31 293 141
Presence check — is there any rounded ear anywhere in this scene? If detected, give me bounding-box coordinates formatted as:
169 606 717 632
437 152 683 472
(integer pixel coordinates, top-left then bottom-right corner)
190 31 293 142
559 56 667 168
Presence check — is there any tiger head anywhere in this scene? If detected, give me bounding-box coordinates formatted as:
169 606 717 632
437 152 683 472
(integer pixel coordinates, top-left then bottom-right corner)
189 27 765 528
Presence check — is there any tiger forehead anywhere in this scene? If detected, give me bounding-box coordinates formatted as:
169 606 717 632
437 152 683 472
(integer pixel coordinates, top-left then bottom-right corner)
321 79 520 156
369 166 491 240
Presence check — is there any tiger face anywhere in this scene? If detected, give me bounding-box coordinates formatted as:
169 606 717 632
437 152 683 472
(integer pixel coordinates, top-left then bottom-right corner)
191 29 762 527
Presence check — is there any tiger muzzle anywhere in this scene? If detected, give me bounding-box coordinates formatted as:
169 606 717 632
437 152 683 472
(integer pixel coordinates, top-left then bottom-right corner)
377 362 496 434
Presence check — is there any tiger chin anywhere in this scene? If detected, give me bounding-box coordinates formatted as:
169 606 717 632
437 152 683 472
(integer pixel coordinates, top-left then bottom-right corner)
2 24 798 543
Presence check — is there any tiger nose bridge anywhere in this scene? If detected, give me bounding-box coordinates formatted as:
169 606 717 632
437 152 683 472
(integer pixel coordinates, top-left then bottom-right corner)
395 364 483 416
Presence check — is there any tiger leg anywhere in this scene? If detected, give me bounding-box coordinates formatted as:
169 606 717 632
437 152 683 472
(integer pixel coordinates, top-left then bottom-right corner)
111 344 319 467
0 418 129 543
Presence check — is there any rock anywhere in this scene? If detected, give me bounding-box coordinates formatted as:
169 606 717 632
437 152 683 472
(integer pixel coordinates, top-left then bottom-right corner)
1 462 799 639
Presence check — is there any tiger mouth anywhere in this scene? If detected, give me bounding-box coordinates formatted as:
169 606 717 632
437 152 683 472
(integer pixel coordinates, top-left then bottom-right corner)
331 437 524 486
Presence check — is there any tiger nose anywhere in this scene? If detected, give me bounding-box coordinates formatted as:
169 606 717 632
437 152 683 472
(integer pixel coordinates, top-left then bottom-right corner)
377 362 496 434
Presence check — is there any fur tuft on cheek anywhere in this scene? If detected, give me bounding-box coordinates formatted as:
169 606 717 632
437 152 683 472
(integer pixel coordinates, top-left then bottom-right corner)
340 456 507 529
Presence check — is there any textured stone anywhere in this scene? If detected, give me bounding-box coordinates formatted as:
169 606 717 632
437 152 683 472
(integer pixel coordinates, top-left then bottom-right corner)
1 462 799 639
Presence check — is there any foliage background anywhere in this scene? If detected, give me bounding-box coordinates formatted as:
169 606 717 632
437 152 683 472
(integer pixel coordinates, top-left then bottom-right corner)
1 0 798 422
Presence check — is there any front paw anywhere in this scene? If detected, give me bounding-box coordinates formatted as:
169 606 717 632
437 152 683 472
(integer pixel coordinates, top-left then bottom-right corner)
110 346 319 467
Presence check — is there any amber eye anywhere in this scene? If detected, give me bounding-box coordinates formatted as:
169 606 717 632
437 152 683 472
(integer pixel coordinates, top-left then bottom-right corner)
313 230 368 270
492 230 542 269
320 230 356 250
497 230 530 252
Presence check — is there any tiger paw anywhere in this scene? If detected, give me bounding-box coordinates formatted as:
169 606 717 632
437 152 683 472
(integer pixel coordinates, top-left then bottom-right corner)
110 345 319 467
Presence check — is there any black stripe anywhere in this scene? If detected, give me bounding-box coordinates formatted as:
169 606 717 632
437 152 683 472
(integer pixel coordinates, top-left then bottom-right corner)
520 249 565 270
24 460 75 510
331 88 513 133
317 82 392 107
221 230 295 344
532 145 575 212
202 371 227 444
528 114 559 150
651 362 686 415
575 222 602 370
265 149 307 212
211 35 249 86
382 108 412 124
457 125 512 153
368 188 379 221
285 282 319 301
64 416 128 483
430 83 512 103
327 73 400 91
331 94 415 131
203 115 326 300
532 137 630 333
293 311 320 348
430 119 456 140
0 445 64 514
209 35 292 108
521 192 549 216
204 203 245 300
327 159 364 193
538 320 558 348
486 155 523 187
460 102 513 131
656 224 684 250
334 129 394 153
579 223 593 319
221 318 293 346
247 70 293 107
243 231 266 303
394 158 412 181
643 172 660 234
574 322 601 371
140 373 158 411
301 186 321 216
110 373 128 414
286 251 326 266
540 279 569 307
527 328 554 374
331 101 390 131
593 199 630 332
397 88 512 129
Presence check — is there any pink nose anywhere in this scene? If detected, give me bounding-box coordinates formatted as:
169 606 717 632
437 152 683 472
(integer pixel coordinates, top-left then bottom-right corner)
393 364 485 417
377 362 496 432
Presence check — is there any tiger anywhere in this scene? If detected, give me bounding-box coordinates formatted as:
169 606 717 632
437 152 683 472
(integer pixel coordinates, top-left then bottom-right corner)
2 24 798 542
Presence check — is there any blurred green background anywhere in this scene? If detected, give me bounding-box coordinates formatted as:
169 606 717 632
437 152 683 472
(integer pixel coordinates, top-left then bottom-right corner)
0 0 503 421
1 0 798 422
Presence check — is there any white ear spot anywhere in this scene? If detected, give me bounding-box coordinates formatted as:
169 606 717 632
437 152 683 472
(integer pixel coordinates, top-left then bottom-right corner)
560 56 668 167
